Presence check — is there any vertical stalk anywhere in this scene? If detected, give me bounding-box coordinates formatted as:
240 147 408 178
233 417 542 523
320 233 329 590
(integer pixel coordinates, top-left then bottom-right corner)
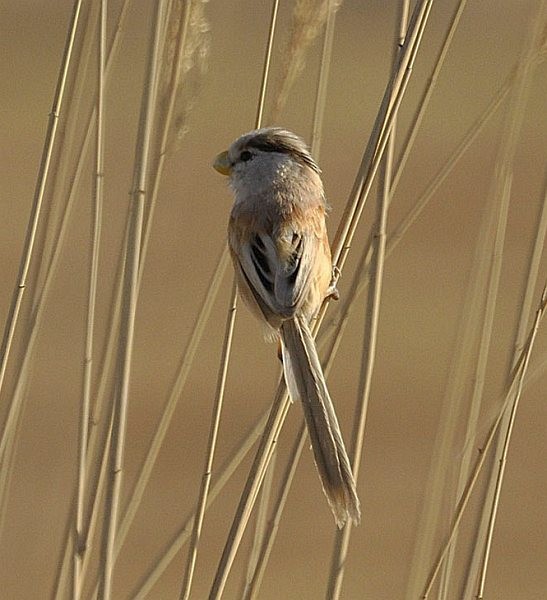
179 279 238 600
327 2 408 597
73 1 107 597
421 285 547 598
97 3 167 598
205 2 280 598
0 0 84 454
209 3 434 598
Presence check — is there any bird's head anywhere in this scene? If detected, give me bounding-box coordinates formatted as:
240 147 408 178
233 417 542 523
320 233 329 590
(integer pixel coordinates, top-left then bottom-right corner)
213 128 320 192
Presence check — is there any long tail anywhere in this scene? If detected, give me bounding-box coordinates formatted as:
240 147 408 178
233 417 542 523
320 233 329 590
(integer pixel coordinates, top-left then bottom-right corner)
280 316 360 528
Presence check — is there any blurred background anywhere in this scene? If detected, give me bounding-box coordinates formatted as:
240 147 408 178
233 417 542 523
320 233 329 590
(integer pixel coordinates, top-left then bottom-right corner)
1 1 546 598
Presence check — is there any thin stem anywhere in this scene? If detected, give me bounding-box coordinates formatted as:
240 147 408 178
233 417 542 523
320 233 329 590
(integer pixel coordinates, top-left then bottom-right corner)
244 422 307 600
473 6 547 596
421 285 547 599
129 410 271 599
330 0 432 271
241 449 277 598
310 0 339 161
98 3 167 598
391 0 469 196
209 4 433 597
0 0 84 403
73 1 106 597
179 278 238 600
0 0 84 455
255 0 280 129
327 1 408 596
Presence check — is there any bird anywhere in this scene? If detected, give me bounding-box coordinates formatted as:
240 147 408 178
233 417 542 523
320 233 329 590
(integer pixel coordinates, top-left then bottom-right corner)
213 127 360 528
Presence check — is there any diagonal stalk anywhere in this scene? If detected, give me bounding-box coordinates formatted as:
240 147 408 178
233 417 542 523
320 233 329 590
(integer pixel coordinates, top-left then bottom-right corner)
0 0 84 457
209 3 434 597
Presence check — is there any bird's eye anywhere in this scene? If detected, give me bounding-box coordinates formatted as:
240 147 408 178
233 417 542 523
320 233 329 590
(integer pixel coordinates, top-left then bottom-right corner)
240 150 253 162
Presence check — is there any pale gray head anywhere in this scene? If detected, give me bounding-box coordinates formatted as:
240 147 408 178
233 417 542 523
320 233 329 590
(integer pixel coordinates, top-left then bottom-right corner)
213 128 320 185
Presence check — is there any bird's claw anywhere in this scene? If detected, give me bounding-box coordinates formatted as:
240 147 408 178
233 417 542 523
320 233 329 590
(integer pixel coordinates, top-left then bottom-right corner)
326 266 341 301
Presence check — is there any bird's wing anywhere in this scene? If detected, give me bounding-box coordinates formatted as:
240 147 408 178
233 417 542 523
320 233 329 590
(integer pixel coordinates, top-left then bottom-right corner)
236 224 319 319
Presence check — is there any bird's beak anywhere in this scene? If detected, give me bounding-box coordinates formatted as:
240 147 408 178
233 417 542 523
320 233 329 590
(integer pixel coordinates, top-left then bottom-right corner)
213 150 232 176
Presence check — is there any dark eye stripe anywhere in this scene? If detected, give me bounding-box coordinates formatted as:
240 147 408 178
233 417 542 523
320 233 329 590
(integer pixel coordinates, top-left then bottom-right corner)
243 135 320 173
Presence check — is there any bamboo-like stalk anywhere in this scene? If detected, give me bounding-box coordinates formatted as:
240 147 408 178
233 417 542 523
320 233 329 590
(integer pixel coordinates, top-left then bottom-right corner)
0 0 96 542
421 283 547 599
179 278 238 600
129 408 271 599
242 236 376 599
97 4 168 598
391 0 469 196
239 3 340 593
0 0 84 455
330 0 433 274
438 5 544 594
240 447 277 598
209 5 433 598
73 1 107 597
310 0 338 160
35 1 100 295
244 422 306 600
47 3 134 592
80 5 213 594
469 7 547 596
327 3 408 597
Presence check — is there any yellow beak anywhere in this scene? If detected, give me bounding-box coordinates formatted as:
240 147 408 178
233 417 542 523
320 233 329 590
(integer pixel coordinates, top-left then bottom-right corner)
213 150 232 176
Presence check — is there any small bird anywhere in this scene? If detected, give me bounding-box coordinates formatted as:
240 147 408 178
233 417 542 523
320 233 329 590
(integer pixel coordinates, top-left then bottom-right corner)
213 127 360 527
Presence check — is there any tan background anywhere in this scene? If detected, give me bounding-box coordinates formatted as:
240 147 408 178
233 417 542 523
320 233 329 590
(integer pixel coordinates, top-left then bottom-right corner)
1 1 546 598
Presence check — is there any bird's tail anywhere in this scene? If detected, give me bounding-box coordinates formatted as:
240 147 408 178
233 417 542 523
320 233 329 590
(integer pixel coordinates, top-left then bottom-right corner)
280 316 360 527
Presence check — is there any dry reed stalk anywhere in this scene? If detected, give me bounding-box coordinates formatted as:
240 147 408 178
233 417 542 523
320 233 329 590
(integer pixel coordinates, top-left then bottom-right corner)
142 0 211 267
467 6 547 596
330 0 433 275
73 1 107 596
0 0 84 456
197 0 279 594
178 279 238 600
36 2 100 291
0 0 84 404
391 0 469 196
421 283 547 598
269 0 341 123
129 409 271 599
97 4 168 598
240 3 340 593
48 3 135 592
240 448 277 598
10 0 132 586
437 5 545 594
84 4 214 592
209 4 433 597
242 235 375 598
0 0 96 543
243 422 307 600
327 2 409 596
310 0 339 159
87 6 212 577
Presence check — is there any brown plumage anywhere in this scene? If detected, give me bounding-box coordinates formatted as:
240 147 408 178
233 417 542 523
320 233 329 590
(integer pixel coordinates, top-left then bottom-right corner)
214 128 360 527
